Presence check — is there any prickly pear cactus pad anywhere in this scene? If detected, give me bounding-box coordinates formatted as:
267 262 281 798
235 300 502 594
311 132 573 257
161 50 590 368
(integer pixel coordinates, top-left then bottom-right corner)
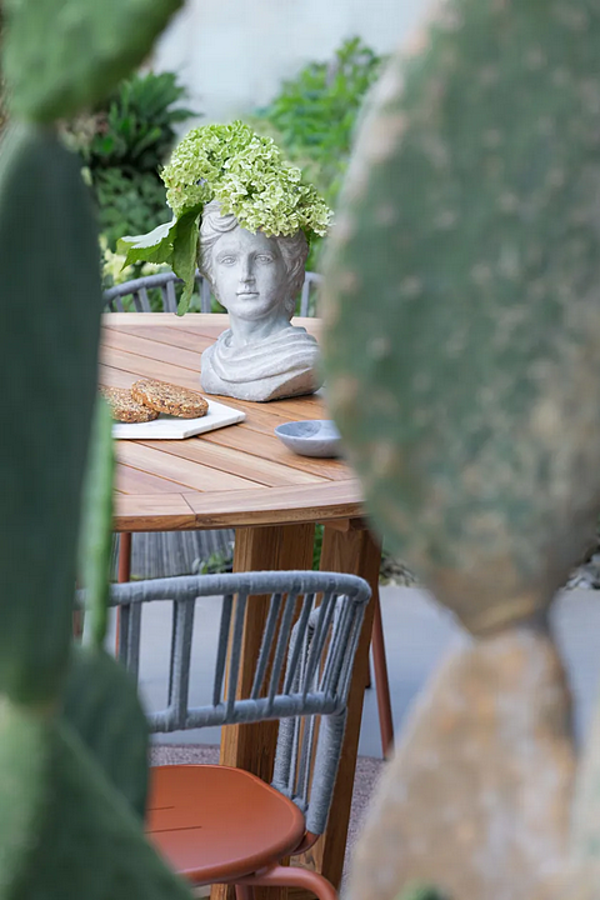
322 0 600 635
3 0 183 121
345 628 575 900
0 0 198 896
0 123 103 704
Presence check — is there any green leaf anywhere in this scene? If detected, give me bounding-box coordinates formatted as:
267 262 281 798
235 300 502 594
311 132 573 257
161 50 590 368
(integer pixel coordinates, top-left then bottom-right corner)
61 646 149 819
117 216 177 267
78 397 115 649
171 209 201 315
0 123 103 705
3 0 185 122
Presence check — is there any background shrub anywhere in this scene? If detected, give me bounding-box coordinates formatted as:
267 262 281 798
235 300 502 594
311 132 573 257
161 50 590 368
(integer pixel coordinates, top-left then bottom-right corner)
250 36 384 271
63 70 197 252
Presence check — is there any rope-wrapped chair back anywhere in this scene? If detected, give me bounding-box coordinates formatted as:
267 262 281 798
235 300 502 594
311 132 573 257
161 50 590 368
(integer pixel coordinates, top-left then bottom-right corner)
103 270 212 313
103 270 323 315
109 569 370 835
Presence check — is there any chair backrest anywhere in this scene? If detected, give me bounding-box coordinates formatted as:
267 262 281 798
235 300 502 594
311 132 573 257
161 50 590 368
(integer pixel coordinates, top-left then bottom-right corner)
103 270 213 313
299 270 323 317
103 269 323 316
108 569 370 834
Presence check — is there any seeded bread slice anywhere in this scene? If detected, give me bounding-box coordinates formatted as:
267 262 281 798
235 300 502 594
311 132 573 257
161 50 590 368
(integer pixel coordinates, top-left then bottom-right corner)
100 386 160 423
131 379 209 419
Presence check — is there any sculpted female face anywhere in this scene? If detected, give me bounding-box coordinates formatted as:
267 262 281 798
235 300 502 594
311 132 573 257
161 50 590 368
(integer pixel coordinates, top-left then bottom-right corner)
211 227 289 322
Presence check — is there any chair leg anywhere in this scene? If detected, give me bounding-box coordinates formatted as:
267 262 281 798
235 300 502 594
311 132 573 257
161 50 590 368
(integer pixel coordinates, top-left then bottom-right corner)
371 586 394 757
234 886 253 900
239 864 337 900
115 532 133 653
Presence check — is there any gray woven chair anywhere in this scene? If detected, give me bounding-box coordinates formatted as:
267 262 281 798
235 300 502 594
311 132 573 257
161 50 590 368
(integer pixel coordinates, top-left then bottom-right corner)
104 267 323 317
104 268 323 581
110 569 371 900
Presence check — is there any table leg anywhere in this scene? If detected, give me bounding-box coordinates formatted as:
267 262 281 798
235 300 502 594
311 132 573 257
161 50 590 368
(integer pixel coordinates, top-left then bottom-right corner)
212 523 315 900
294 524 381 897
118 531 132 582
372 590 394 756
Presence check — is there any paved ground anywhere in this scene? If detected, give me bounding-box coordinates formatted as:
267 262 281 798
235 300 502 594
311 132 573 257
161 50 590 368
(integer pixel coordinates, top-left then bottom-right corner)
127 583 600 758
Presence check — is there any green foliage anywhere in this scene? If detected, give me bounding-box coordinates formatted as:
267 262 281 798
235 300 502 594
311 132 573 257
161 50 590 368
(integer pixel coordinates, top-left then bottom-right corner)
62 70 196 253
250 37 384 270
119 120 332 314
252 37 384 208
118 212 200 314
395 888 449 900
312 524 324 570
78 71 194 174
3 0 183 122
194 549 233 576
92 167 170 252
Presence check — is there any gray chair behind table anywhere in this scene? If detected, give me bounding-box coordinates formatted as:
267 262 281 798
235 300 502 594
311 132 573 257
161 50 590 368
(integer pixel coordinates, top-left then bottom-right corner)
109 569 371 900
103 268 323 582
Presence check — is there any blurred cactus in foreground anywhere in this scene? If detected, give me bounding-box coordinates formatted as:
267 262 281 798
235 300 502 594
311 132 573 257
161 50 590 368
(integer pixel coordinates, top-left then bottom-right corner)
0 0 194 897
322 0 600 898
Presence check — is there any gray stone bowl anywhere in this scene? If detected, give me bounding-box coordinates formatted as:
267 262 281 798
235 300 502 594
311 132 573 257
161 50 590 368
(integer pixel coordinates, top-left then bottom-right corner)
274 419 343 458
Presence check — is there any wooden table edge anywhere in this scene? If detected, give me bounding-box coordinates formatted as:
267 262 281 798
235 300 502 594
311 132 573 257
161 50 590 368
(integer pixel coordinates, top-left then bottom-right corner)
113 481 365 532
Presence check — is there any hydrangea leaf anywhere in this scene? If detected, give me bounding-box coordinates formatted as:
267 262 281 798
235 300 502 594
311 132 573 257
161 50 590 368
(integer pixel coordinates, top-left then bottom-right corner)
3 0 184 122
171 209 202 316
117 217 178 269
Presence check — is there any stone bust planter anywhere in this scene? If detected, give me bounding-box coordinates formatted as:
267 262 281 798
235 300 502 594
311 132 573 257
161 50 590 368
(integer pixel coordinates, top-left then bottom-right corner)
118 121 331 403
198 200 321 402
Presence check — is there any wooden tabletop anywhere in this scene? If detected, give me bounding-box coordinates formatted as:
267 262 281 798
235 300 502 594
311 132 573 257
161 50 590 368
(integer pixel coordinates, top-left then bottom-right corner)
100 313 364 532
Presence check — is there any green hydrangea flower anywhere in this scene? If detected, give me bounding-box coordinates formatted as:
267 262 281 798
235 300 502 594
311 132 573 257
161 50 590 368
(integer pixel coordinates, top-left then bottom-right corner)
163 121 332 238
118 121 332 314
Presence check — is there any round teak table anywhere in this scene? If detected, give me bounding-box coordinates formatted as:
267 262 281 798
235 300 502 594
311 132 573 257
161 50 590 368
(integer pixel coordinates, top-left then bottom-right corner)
100 312 393 899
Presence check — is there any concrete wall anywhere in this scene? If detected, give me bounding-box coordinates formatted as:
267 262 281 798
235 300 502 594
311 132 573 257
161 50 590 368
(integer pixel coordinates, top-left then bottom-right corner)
151 0 425 125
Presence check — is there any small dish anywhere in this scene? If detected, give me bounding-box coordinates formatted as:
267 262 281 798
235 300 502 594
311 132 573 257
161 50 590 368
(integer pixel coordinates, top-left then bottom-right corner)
274 419 343 458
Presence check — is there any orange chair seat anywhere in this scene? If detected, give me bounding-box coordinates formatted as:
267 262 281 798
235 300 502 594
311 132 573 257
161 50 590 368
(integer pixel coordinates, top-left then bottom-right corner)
146 765 306 884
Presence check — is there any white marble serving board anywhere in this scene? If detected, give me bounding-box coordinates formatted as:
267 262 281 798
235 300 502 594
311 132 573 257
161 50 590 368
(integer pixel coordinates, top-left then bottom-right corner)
112 399 246 440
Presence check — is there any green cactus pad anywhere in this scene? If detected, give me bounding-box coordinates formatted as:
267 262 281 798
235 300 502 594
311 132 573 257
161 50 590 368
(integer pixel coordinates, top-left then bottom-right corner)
0 700 49 894
62 646 149 820
322 0 600 634
0 123 103 703
6 717 191 899
3 0 184 121
78 398 115 649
